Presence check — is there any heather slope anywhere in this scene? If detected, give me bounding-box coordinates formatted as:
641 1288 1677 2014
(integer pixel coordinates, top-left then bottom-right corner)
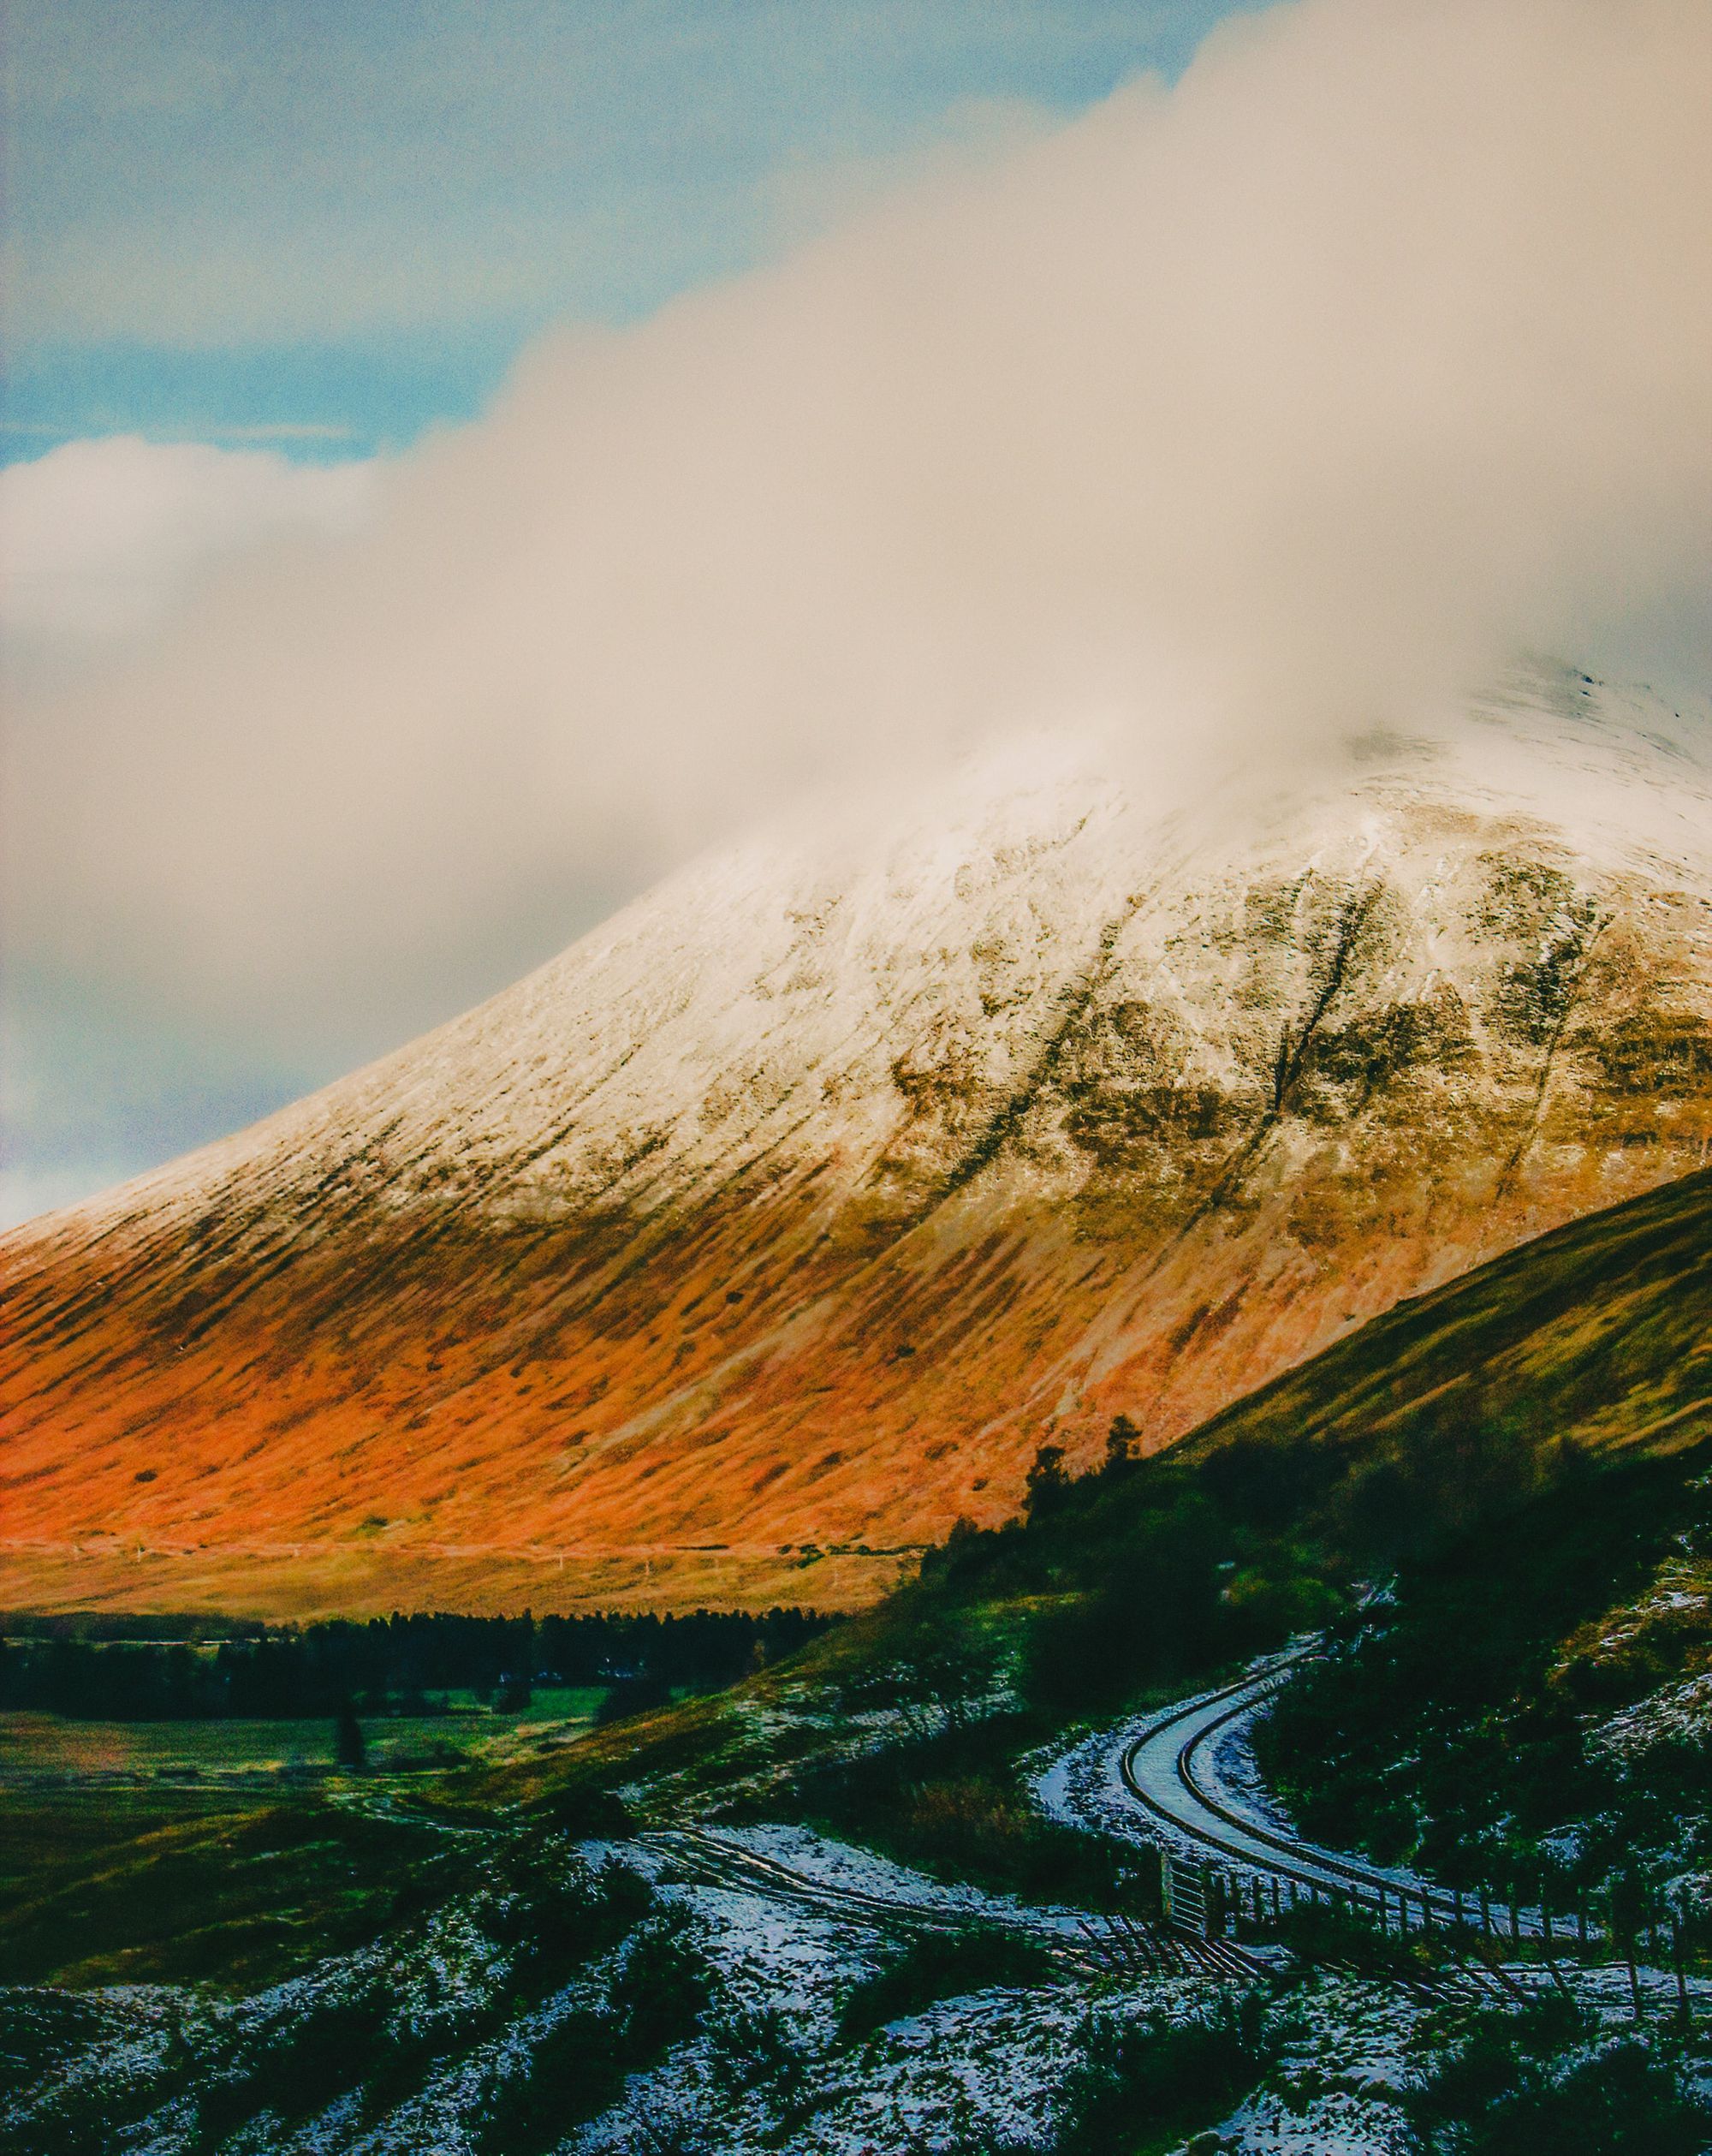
3 666 1710 1616
1170 1151 1712 1481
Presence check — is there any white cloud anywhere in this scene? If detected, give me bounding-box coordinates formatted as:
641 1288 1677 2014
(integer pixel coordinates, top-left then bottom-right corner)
6 0 1712 1082
0 437 377 648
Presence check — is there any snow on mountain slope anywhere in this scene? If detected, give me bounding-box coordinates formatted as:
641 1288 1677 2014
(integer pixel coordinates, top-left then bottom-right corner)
3 664 1710 1616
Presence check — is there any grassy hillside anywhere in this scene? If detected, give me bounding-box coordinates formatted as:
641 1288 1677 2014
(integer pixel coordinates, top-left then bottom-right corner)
0 1790 458 1991
1172 1155 1712 1480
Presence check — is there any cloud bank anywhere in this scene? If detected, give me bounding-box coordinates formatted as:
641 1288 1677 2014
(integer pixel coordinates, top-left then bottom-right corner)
0 438 376 651
7 0 1712 1075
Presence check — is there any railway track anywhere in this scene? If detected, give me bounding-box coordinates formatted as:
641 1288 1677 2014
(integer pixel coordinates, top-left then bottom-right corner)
1115 1659 1546 1997
633 1659 1581 2002
644 1824 1268 1982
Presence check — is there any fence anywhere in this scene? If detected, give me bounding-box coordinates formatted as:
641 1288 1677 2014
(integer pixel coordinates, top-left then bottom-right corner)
1159 1849 1659 1962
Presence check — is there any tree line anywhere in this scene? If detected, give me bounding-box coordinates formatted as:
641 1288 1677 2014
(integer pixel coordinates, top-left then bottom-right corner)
0 1607 831 1721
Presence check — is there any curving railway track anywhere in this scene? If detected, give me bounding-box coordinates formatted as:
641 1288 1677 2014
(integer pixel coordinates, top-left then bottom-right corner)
632 1657 1567 1997
644 1824 1269 1980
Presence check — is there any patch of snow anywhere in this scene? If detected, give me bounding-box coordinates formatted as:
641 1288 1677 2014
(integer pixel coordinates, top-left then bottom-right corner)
1594 1672 1712 1763
1196 1977 1420 2156
698 1822 1094 1939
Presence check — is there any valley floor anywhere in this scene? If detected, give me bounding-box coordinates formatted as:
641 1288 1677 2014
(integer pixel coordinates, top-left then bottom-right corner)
0 1545 914 1623
8 1650 1712 2156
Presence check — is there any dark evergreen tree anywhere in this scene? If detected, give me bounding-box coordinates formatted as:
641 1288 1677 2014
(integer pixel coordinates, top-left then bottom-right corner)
334 1701 367 1772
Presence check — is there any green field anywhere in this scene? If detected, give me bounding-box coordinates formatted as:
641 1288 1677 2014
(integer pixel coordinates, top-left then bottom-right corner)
0 1688 615 1790
0 1688 618 1989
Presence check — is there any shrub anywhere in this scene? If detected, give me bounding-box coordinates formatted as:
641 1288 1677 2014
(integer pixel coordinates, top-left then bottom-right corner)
704 1998 814 2105
838 1926 1059 2042
484 1844 651 1997
1055 1992 1274 2156
334 1703 367 1771
189 1980 392 2147
472 2009 622 2156
1258 1895 1453 1984
791 1712 1135 1909
532 1781 635 1839
1019 1501 1230 1718
609 1904 714 2056
596 1676 674 1726
472 1900 709 2156
1404 1994 1712 2155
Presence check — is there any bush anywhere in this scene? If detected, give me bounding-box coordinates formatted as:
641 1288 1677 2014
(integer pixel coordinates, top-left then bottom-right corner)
190 1980 392 2147
1258 1895 1453 1984
473 1900 709 2156
532 1781 635 1839
4 2082 148 2156
334 1703 367 1771
1055 1992 1274 2156
609 1905 714 2056
483 1844 651 1998
473 2009 623 2156
596 1676 674 1726
704 1998 814 2105
791 1712 1136 1909
838 1927 1059 2042
0 1993 168 2156
1018 1500 1232 1719
1404 1994 1712 2155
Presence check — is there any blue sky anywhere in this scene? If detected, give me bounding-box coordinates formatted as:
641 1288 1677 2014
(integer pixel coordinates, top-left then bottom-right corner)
4 0 1257 463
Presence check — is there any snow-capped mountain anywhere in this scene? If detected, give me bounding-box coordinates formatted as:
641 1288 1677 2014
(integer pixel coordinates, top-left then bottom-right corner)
4 664 1710 1615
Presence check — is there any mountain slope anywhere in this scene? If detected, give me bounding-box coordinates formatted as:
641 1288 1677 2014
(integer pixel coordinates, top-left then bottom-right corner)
3 664 1710 1617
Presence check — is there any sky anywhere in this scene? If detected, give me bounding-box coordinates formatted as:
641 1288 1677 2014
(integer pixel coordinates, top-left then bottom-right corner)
3 0 1250 458
3 0 1711 1228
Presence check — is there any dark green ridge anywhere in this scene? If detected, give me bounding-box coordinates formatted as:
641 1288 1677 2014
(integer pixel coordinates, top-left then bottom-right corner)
1172 1161 1712 1472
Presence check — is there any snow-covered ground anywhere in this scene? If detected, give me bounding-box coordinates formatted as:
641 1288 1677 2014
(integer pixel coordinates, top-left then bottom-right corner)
1204 1978 1422 2156
662 1821 1097 1943
13 1797 1712 2156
